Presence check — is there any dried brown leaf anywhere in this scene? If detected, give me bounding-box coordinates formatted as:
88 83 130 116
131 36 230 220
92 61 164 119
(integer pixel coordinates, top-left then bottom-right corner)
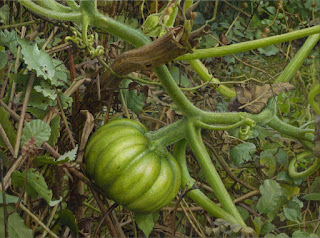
235 82 295 113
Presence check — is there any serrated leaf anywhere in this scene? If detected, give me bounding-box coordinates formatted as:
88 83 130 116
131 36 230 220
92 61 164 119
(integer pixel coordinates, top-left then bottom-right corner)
47 115 60 147
21 120 51 147
135 213 155 238
60 209 79 235
17 37 55 80
58 91 73 109
0 29 18 56
0 107 16 150
257 180 282 214
28 90 55 110
57 145 78 162
0 194 19 204
51 59 69 86
34 81 57 100
230 142 256 166
0 208 33 238
260 149 276 177
11 168 53 205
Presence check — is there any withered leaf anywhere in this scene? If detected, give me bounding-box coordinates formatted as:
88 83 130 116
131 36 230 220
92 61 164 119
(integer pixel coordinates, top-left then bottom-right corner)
234 82 295 114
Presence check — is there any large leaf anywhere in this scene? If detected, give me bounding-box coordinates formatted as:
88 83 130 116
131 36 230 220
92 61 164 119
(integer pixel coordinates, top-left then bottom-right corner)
17 37 55 80
0 207 33 238
0 107 16 150
21 119 51 147
257 179 283 214
230 142 256 166
11 169 52 203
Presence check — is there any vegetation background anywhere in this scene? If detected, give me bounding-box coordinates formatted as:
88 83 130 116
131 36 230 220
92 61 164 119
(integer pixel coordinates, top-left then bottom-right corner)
0 0 319 237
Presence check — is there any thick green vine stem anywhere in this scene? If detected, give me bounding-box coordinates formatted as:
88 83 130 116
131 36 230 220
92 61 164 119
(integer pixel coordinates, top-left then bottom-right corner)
288 151 320 179
19 0 81 22
173 139 242 225
185 119 247 227
308 84 320 115
176 25 320 60
187 59 236 99
275 34 320 82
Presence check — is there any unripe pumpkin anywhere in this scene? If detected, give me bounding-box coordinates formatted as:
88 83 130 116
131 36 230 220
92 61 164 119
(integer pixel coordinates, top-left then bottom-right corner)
85 119 181 213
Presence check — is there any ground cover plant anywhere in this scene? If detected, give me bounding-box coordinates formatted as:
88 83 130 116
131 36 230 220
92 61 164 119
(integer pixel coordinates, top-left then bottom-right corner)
0 0 319 237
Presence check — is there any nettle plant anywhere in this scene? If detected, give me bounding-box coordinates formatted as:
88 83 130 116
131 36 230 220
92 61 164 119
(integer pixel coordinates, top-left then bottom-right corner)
1 0 320 237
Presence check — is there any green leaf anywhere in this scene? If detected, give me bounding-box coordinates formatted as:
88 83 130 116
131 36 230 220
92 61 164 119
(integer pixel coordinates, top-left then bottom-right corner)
292 230 311 238
135 213 156 237
257 180 282 214
258 45 280 56
121 79 146 115
252 216 262 237
0 29 18 56
302 193 320 201
260 220 276 236
51 59 69 86
0 107 16 150
28 90 55 110
0 207 33 238
17 37 55 80
0 50 8 70
0 194 19 204
230 142 256 166
283 207 300 222
310 177 320 193
47 115 60 147
275 149 289 167
11 168 54 205
60 209 79 235
260 149 276 177
169 66 190 87
21 119 51 147
57 91 73 109
57 145 78 163
0 4 9 24
34 81 57 100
